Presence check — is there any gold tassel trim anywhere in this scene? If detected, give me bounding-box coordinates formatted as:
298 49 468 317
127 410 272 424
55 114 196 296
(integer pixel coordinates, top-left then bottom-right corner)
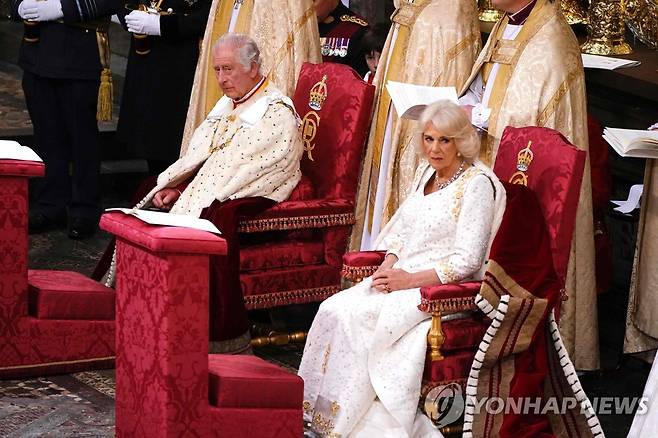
340 265 379 282
96 31 113 121
244 285 340 310
238 212 355 233
418 295 477 314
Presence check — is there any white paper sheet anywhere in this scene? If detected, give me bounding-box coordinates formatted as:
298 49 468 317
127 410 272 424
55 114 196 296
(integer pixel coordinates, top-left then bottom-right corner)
611 184 643 214
0 140 43 162
105 208 221 234
386 81 458 120
582 54 641 70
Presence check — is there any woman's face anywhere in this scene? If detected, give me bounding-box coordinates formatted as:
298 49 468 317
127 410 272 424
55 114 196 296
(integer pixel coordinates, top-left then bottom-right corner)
422 122 460 175
365 50 381 75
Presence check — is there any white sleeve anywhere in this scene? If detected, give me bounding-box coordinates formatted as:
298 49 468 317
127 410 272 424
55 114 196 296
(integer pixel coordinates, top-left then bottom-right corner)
434 175 495 283
459 74 491 129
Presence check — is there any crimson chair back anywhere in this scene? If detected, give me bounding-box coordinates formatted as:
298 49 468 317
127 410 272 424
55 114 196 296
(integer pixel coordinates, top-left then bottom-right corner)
493 126 586 287
292 62 375 200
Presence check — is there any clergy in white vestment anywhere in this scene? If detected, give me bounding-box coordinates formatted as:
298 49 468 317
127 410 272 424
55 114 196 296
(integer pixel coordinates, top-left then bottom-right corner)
458 0 599 371
113 33 303 353
298 101 506 437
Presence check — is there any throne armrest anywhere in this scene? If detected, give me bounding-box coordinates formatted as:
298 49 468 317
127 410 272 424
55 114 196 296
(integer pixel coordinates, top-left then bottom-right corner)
237 198 355 233
340 251 386 282
418 281 482 314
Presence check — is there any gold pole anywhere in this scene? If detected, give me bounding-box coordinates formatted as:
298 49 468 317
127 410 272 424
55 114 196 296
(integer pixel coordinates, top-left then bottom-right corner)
427 310 445 362
581 0 633 55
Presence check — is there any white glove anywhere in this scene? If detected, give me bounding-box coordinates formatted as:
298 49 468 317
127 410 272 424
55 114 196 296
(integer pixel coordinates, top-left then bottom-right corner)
19 0 64 22
125 10 161 36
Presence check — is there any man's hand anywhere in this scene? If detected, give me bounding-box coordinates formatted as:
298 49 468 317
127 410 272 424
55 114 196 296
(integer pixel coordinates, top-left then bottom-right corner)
125 10 161 36
371 268 413 293
19 0 64 22
152 188 180 210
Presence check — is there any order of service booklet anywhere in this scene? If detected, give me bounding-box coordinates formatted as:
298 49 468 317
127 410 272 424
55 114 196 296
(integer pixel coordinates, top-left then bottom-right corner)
385 81 458 120
105 208 221 234
603 128 658 159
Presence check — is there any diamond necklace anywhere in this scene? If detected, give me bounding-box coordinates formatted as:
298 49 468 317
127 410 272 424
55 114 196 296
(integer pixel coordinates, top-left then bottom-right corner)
434 160 466 191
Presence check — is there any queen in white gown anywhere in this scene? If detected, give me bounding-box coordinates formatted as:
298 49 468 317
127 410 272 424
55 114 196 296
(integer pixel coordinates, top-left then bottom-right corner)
298 101 506 437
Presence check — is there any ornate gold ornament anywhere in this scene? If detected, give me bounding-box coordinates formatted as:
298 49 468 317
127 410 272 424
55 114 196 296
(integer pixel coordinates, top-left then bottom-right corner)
301 111 320 161
339 14 367 27
626 0 658 49
309 75 328 111
478 0 503 23
581 0 633 55
509 141 534 186
560 0 589 25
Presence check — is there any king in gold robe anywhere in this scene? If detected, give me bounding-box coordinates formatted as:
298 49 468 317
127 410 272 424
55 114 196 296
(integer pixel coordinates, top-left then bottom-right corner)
351 0 481 250
179 0 321 156
459 0 598 370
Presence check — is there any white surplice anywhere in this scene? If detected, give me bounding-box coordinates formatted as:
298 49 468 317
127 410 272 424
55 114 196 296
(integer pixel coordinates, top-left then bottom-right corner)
628 351 658 437
299 163 505 437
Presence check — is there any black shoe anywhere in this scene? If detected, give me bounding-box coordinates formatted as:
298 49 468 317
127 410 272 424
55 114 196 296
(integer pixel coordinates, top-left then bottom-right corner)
28 212 66 234
68 217 97 239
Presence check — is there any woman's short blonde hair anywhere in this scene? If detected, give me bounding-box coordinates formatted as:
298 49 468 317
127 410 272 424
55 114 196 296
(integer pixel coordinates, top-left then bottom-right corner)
417 100 480 161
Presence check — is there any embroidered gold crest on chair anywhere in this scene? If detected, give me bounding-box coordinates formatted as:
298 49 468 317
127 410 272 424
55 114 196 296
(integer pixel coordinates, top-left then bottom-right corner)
509 141 533 186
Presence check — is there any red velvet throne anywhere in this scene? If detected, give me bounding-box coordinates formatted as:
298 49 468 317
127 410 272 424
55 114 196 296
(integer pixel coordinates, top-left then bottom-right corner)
233 62 375 343
341 126 586 430
0 160 114 378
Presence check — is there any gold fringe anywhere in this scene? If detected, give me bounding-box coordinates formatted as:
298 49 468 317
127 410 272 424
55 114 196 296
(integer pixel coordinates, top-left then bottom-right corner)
96 31 113 121
340 264 379 282
244 285 340 309
418 295 478 314
238 212 355 233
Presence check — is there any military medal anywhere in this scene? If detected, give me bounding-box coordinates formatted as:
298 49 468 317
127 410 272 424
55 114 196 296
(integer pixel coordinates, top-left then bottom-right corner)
338 38 349 57
320 37 330 56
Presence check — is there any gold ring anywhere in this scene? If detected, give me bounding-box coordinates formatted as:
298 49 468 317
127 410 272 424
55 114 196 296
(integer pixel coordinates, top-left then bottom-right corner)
384 285 391 293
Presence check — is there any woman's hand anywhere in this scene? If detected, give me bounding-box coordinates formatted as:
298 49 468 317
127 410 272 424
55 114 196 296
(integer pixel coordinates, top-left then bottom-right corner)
374 253 398 275
152 188 181 210
371 268 414 293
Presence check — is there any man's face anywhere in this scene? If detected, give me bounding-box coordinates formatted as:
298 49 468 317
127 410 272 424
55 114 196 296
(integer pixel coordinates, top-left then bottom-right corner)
314 0 340 22
212 45 259 100
491 0 529 13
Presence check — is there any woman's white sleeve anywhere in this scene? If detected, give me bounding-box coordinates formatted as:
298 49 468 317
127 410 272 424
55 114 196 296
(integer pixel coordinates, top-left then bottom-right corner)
435 175 495 283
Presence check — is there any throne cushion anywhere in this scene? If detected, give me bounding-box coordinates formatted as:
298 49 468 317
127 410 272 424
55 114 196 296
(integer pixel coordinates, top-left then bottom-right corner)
208 354 303 409
28 270 115 320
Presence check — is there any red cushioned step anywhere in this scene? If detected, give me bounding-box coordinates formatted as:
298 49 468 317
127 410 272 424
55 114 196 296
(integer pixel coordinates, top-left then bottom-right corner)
208 354 303 409
28 270 115 320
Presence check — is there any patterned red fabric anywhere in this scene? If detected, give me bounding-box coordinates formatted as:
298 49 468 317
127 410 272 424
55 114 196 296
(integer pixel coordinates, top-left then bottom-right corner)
241 264 340 309
342 250 386 267
420 281 482 302
209 406 302 438
0 159 45 177
100 212 228 255
441 316 490 352
28 270 115 320
287 175 315 201
245 198 355 220
293 62 375 200
494 126 586 286
114 239 211 437
208 355 303 408
240 240 325 272
0 169 114 378
422 349 476 383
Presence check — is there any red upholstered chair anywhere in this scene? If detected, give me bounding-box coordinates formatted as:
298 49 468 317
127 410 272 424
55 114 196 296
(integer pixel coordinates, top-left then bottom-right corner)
341 126 586 428
0 160 114 378
234 63 374 340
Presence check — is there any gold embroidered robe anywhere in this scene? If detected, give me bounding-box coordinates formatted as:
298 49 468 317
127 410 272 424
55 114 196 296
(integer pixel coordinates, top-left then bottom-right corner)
624 159 658 354
179 0 321 156
350 0 480 250
459 0 598 370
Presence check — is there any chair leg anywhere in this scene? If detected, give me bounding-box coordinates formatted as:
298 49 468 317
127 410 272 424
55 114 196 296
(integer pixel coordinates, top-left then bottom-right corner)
250 330 307 347
427 310 445 361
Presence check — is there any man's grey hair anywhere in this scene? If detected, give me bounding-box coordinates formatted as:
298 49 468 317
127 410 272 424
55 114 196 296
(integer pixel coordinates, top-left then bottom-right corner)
212 33 262 74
